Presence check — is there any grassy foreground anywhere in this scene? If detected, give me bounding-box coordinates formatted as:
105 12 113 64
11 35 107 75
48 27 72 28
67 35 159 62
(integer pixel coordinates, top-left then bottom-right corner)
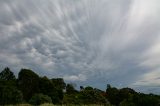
5 103 112 106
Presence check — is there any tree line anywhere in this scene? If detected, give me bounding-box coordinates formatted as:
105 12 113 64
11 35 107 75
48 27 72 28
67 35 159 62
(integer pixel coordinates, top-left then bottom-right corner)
0 67 160 106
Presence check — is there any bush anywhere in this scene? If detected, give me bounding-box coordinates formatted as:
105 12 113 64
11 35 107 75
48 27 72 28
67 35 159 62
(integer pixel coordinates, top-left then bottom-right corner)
0 86 23 105
120 99 136 106
29 93 52 105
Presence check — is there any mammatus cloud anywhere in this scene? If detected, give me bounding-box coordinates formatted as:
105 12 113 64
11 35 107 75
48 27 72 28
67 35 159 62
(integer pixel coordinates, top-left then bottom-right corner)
0 0 160 92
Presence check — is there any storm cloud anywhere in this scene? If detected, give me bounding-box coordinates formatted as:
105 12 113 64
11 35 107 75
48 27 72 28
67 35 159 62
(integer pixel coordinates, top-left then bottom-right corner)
0 0 160 92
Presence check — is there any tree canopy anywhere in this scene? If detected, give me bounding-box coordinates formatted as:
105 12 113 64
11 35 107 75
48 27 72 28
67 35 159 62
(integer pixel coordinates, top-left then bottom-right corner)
0 67 160 106
0 67 15 81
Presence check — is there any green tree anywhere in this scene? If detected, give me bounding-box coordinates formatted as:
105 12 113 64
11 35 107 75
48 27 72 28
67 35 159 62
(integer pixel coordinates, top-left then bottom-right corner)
29 93 52 105
51 78 66 103
0 67 22 105
66 83 77 94
120 99 136 106
0 67 16 81
18 69 39 101
118 88 136 103
84 86 93 90
0 67 16 87
39 76 57 103
63 93 80 105
63 84 80 105
80 86 107 104
106 85 119 106
0 86 23 105
51 78 66 90
39 76 54 95
80 86 84 91
39 76 64 104
131 93 159 106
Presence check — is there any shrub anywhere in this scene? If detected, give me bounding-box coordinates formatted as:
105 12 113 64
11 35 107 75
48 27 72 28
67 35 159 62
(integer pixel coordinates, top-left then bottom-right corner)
0 86 23 105
29 93 52 105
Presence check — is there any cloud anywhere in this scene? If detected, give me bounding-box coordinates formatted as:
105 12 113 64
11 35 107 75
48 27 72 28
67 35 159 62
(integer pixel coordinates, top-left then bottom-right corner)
0 0 160 92
64 74 87 82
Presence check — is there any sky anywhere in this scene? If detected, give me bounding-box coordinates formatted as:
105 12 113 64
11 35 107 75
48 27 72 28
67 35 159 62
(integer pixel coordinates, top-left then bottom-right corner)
0 0 160 93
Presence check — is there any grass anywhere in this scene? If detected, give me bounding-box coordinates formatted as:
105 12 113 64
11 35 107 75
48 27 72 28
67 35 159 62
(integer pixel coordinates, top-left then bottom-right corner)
40 104 110 106
4 103 112 106
5 104 32 106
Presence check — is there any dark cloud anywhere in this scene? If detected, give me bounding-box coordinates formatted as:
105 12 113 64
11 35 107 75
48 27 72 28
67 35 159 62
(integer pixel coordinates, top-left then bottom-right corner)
0 0 160 92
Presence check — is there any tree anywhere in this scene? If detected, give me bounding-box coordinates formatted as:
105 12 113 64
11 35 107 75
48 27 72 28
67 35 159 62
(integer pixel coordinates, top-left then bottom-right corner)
120 99 136 106
66 83 77 94
51 78 66 90
0 86 23 105
0 67 16 81
29 93 52 105
0 67 16 87
39 76 58 104
80 86 84 91
18 69 39 101
51 78 66 103
106 86 119 106
39 76 65 104
0 67 22 105
84 86 93 90
118 87 136 103
79 86 107 104
131 93 160 106
107 84 111 89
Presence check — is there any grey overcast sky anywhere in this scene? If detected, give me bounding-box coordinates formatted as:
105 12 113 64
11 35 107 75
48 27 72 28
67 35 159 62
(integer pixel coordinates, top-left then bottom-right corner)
0 0 160 93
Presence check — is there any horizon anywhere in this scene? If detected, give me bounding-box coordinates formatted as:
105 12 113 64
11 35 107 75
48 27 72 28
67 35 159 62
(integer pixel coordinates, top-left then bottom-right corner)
0 0 160 93
0 66 158 94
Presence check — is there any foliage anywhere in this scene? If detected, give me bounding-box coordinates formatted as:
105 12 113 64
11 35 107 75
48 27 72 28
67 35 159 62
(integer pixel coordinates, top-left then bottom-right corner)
106 85 137 106
63 86 108 105
0 68 22 105
63 94 80 105
29 93 52 105
106 86 160 106
119 99 136 106
129 93 160 106
51 78 66 90
39 77 64 104
39 76 54 96
106 86 119 105
80 87 107 104
0 67 16 81
18 69 39 101
51 78 66 104
0 67 16 87
66 83 78 94
0 85 23 105
1 67 160 106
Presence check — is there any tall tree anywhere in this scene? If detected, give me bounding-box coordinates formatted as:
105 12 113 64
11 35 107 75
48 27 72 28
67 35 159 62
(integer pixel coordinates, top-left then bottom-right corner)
51 78 66 103
80 86 107 104
0 67 22 105
0 86 23 105
0 67 16 81
18 69 39 101
66 83 76 94
51 78 66 90
39 76 63 104
106 85 119 106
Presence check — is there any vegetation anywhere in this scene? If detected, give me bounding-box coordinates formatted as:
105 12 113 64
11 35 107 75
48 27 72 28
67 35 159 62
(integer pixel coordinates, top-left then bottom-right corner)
29 93 52 105
1 67 160 106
